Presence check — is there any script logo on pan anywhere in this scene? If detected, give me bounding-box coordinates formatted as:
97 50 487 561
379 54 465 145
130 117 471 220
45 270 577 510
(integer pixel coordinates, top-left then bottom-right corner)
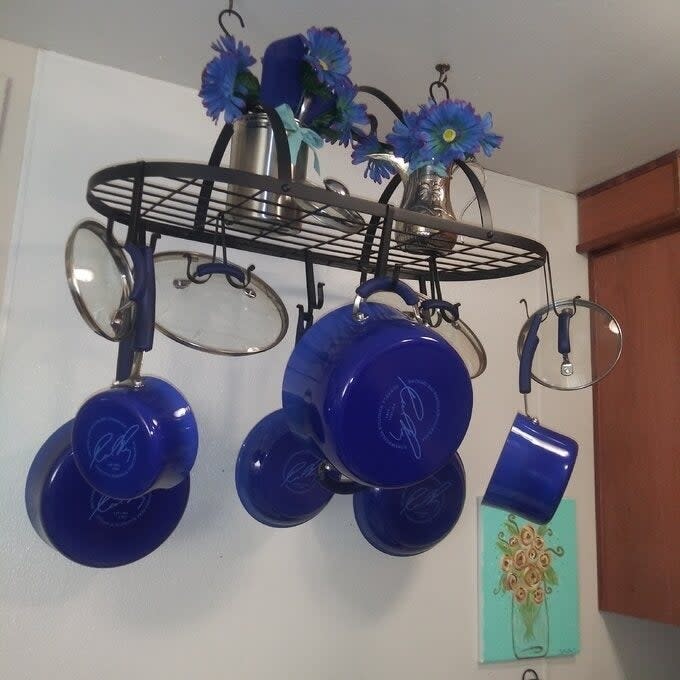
378 377 441 460
89 491 151 528
86 417 138 478
400 477 453 524
281 449 322 494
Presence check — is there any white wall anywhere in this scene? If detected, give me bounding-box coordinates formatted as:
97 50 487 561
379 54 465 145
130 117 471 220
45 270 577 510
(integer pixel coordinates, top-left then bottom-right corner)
1 51 678 680
0 38 36 311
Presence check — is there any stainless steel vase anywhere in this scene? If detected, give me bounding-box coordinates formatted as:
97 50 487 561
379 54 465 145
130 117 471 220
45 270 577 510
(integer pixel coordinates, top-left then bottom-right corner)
395 164 459 255
226 112 307 235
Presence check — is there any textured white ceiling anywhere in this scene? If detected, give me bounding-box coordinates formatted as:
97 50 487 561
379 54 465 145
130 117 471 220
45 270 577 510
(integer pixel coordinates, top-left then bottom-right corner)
2 0 680 192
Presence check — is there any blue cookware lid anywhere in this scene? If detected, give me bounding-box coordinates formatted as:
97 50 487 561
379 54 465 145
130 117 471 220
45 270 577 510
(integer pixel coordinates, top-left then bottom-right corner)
235 410 333 528
353 452 466 556
26 421 190 567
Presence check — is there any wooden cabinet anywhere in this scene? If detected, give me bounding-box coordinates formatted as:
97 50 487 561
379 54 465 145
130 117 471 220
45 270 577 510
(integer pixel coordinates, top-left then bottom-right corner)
578 155 680 626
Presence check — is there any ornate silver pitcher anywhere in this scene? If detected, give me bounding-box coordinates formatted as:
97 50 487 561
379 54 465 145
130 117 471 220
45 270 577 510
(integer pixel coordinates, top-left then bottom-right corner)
368 154 459 255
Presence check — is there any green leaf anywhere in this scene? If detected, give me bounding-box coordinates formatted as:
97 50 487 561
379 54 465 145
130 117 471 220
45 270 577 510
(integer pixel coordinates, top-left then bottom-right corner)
543 566 559 585
496 540 511 556
236 70 260 97
537 524 548 536
504 521 520 536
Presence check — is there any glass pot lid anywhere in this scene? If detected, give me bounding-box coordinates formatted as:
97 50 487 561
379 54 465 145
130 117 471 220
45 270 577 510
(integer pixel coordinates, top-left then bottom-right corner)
517 297 622 390
64 220 134 341
153 251 289 355
370 291 487 378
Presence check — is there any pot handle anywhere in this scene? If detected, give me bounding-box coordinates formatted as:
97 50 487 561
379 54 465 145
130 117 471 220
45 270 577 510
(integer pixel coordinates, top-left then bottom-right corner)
355 277 421 306
520 312 542 394
353 277 423 322
558 309 572 355
195 261 247 283
317 461 365 495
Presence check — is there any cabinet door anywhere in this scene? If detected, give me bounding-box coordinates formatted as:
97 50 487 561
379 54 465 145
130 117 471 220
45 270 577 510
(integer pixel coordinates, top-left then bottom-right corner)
591 229 680 625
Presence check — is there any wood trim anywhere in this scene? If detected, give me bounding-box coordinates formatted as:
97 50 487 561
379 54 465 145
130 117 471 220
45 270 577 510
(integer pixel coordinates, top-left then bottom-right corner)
577 150 680 199
577 151 680 253
576 212 680 254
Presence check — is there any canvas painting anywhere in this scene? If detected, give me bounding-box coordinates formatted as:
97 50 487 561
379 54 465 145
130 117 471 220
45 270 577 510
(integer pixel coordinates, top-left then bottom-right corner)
478 499 580 662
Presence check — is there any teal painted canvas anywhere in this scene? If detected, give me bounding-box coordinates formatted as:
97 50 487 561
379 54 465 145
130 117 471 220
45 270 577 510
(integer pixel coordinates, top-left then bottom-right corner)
478 499 580 663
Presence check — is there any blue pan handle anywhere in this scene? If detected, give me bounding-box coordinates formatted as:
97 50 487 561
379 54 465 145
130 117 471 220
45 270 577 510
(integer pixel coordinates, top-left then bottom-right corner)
558 309 572 355
421 299 460 322
520 312 542 395
317 462 365 495
195 261 246 283
355 277 421 307
124 245 155 353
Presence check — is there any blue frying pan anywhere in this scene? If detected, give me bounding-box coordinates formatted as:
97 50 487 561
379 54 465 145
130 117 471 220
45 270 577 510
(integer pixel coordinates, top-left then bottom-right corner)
235 410 334 528
353 452 466 557
26 420 190 567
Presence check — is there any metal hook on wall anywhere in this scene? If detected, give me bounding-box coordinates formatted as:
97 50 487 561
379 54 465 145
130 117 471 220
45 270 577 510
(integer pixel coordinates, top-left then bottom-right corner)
218 0 245 37
522 669 540 680
429 63 451 102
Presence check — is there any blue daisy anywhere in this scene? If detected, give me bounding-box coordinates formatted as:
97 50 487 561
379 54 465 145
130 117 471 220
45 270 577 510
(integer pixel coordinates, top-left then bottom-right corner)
479 112 503 157
330 84 369 146
303 27 351 90
199 54 247 124
210 34 256 71
419 99 483 166
385 110 428 168
351 133 395 184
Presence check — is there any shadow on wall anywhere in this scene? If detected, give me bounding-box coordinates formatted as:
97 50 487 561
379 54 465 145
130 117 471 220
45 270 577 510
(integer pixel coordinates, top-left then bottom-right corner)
603 612 680 679
304 493 418 621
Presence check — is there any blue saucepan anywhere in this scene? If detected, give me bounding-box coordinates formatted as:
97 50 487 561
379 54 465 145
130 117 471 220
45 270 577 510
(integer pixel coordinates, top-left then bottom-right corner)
26 420 190 567
72 244 198 499
282 277 473 489
353 452 466 557
483 312 578 524
235 410 334 527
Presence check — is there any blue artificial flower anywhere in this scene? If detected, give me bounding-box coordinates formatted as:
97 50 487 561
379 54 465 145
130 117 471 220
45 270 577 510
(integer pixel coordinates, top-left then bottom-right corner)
418 99 483 166
303 27 351 90
385 110 428 169
479 112 503 157
210 34 256 71
200 54 247 124
330 84 369 146
351 133 395 184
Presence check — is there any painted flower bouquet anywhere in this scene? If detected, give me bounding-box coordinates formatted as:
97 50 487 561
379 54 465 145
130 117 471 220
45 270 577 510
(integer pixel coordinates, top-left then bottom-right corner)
199 27 369 151
495 516 564 656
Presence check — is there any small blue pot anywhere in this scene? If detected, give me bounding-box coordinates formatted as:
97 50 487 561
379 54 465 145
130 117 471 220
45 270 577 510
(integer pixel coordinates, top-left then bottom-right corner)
482 413 578 524
26 420 190 567
235 410 333 528
282 278 473 489
72 376 198 499
353 452 466 557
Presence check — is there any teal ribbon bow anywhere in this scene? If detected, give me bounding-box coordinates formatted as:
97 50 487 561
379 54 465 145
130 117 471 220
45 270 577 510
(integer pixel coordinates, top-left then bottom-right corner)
275 103 323 175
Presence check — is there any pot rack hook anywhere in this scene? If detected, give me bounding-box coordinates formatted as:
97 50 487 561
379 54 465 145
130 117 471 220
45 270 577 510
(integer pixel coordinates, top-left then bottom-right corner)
519 298 530 320
429 63 451 102
218 0 245 37
295 253 325 343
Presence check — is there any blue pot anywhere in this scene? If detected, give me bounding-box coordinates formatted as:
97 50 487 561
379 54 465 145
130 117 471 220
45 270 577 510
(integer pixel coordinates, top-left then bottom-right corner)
26 421 190 567
482 413 577 524
282 277 473 488
353 452 466 556
235 410 333 528
72 376 198 499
